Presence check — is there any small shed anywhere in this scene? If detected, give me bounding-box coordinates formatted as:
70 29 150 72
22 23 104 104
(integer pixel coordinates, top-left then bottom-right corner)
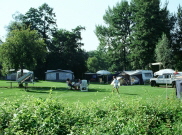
45 69 74 81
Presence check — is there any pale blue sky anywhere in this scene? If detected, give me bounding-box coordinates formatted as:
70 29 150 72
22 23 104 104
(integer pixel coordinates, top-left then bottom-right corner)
0 0 181 51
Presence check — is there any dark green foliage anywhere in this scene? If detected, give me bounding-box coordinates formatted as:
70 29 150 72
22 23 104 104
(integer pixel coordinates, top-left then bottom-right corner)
1 96 182 134
23 3 57 46
172 5 182 70
95 0 132 71
46 26 87 78
87 50 110 72
95 0 179 71
4 3 88 79
130 0 165 69
155 33 173 68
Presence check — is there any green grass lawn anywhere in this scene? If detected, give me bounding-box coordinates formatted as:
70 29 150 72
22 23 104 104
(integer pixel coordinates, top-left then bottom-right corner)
1 81 181 135
0 80 177 103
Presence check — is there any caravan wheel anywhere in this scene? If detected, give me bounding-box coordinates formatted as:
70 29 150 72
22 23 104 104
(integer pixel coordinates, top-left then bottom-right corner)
151 81 156 87
172 82 176 88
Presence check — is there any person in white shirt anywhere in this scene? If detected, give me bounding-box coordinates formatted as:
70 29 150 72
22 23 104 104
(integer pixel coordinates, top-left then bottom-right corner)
111 76 119 94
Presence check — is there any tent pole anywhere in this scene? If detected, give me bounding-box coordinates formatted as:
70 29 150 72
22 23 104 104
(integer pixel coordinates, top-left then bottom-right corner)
166 83 167 99
107 75 108 84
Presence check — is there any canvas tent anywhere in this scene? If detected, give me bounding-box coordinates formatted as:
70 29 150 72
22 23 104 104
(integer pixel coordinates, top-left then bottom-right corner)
118 70 153 85
45 69 74 81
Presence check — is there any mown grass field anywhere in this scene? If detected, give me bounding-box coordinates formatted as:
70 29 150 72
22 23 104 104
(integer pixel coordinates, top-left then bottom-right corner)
1 80 182 134
0 80 176 103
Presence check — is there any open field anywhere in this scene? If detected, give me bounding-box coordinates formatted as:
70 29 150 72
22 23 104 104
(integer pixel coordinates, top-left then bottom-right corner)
0 80 177 103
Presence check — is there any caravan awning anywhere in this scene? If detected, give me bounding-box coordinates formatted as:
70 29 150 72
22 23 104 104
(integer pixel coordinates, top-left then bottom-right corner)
96 70 111 75
122 70 142 76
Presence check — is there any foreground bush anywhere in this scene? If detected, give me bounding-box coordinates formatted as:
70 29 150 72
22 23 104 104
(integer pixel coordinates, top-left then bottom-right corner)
1 95 182 135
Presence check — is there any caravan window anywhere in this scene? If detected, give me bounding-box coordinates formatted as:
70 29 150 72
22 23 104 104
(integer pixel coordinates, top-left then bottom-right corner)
164 74 170 78
144 73 152 77
158 75 163 78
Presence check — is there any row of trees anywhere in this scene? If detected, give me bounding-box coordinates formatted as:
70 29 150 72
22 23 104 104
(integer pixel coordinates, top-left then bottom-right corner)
0 0 182 79
88 0 182 72
0 3 88 79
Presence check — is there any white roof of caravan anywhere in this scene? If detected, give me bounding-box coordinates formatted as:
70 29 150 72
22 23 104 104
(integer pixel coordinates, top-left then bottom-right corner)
124 71 141 75
45 69 73 73
123 70 153 75
17 69 31 73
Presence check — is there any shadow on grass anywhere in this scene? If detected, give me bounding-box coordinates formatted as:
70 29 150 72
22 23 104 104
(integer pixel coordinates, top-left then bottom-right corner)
122 93 138 96
24 87 107 93
158 85 174 88
25 87 68 93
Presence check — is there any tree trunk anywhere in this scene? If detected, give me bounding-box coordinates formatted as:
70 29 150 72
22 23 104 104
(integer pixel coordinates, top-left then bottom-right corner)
18 68 24 87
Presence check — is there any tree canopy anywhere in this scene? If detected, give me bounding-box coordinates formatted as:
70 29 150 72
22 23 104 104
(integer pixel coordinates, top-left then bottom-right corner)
0 27 46 76
95 0 182 71
3 3 88 79
155 33 173 69
2 1 182 79
46 26 87 78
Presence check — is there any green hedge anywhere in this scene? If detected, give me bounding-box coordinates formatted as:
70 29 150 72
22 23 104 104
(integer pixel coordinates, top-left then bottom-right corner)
1 96 182 135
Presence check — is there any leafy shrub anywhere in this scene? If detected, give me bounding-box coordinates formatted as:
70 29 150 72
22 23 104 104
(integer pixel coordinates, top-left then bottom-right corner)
1 95 182 134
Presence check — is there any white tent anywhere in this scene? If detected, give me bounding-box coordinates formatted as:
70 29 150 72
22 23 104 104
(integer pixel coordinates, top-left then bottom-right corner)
96 70 111 83
96 70 111 75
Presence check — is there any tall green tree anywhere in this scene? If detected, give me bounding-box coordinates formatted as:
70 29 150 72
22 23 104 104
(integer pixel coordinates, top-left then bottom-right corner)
130 0 161 69
95 0 132 71
21 3 57 79
155 33 173 68
129 0 175 69
23 3 57 49
47 26 87 78
5 12 25 33
172 5 182 70
0 28 47 77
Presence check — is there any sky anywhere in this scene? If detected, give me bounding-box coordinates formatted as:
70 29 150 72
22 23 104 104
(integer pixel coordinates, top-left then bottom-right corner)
0 0 182 51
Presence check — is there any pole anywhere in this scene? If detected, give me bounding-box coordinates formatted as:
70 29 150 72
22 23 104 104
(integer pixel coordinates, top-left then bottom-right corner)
166 83 167 99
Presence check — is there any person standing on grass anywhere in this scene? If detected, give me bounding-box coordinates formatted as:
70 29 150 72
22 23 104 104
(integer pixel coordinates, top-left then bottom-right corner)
111 76 119 94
